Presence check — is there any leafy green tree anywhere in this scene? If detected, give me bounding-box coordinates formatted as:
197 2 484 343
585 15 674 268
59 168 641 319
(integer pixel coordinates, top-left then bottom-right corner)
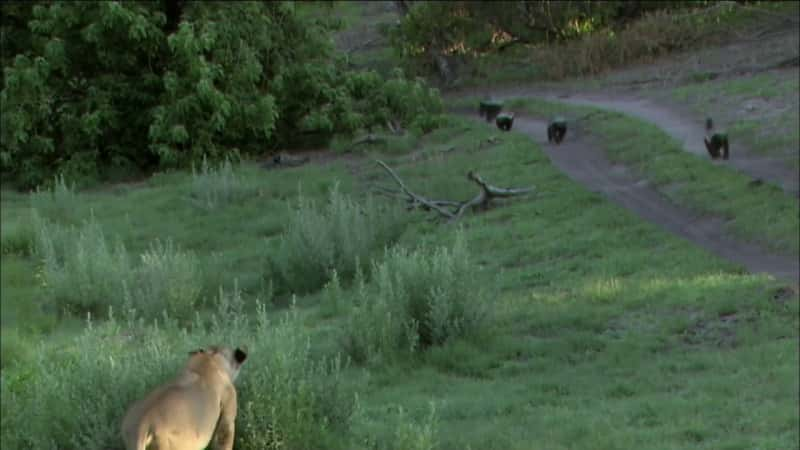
2 1 167 187
1 1 445 188
388 0 716 79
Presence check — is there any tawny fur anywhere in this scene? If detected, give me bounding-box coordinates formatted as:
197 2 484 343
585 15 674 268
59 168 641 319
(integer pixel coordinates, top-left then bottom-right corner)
121 345 247 450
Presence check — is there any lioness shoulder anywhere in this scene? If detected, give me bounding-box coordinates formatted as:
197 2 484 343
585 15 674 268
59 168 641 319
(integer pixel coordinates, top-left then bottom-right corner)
121 345 248 450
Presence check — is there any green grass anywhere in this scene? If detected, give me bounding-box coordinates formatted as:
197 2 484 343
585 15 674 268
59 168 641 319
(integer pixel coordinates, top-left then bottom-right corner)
344 117 799 449
671 72 800 164
0 160 356 339
2 116 798 449
673 73 798 101
448 2 800 89
458 96 799 255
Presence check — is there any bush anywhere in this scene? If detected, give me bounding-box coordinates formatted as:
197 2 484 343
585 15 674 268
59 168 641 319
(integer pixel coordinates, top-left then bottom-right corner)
189 156 255 210
341 231 491 364
0 287 354 450
29 174 81 224
352 401 440 450
0 329 35 370
33 211 133 317
267 183 406 296
388 404 439 450
0 2 446 188
531 6 737 80
123 239 203 320
0 219 35 256
32 212 202 321
391 1 749 82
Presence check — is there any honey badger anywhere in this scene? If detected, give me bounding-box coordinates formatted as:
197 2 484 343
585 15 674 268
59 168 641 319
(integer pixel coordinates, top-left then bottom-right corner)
704 117 729 160
479 99 504 123
547 116 567 144
496 112 515 131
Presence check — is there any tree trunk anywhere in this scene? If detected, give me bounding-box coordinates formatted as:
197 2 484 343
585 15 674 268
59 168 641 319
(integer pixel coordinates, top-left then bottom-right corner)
394 0 410 15
163 0 185 35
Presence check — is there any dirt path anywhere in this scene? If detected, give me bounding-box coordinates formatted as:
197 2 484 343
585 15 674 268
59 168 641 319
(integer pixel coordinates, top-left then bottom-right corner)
482 89 800 197
460 112 799 284
331 1 798 284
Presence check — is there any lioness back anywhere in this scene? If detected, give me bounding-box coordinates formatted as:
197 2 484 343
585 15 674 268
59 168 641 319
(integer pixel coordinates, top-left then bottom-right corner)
121 345 247 450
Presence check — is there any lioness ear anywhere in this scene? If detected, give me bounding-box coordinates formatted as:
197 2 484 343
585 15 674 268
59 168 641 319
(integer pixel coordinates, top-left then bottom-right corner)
189 348 204 356
234 347 248 364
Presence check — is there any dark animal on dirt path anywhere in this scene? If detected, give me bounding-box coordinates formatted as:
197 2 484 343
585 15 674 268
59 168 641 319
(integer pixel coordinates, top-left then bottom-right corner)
547 116 567 144
479 99 504 123
704 133 729 160
704 116 729 160
496 113 515 131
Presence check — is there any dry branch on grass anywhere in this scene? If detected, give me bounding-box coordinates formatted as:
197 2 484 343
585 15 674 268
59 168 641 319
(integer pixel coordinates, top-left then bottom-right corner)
262 152 311 170
373 159 536 222
352 134 385 147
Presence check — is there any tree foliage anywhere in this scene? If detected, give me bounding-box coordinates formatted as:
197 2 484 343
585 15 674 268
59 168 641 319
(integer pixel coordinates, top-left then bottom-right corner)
0 1 444 188
388 0 725 78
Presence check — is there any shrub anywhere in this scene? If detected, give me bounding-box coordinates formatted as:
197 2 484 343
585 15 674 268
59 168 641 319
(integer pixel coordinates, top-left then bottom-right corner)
341 231 491 364
517 3 743 80
389 404 439 450
352 401 440 450
32 212 202 321
122 238 203 321
189 156 255 210
33 211 134 317
0 219 35 256
29 174 81 224
0 329 35 369
0 3 446 187
267 183 406 296
0 287 354 450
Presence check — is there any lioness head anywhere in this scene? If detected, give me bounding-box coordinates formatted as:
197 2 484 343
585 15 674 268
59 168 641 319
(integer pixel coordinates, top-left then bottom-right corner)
189 345 248 381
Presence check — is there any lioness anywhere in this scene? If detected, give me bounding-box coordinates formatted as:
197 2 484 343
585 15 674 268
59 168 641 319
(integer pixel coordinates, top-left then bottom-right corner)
121 345 248 450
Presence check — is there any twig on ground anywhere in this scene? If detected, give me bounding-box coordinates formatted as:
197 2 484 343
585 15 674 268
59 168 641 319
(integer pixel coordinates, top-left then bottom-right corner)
373 159 536 222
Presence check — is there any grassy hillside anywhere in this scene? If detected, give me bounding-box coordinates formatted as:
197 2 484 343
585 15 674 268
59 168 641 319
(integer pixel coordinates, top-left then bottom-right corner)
670 72 800 169
2 114 797 449
2 2 798 449
449 96 799 254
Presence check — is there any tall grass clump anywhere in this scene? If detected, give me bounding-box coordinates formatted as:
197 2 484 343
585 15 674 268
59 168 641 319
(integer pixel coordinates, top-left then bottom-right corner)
341 231 491 365
268 183 406 295
0 286 355 450
532 4 742 80
0 216 35 256
30 173 81 223
351 401 440 450
189 156 255 210
32 212 202 321
122 239 203 320
33 211 133 317
0 329 35 369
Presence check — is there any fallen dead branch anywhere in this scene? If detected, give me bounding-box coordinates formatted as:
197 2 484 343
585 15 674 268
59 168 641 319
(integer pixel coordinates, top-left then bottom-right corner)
386 119 404 135
373 159 535 222
352 134 386 147
262 152 311 170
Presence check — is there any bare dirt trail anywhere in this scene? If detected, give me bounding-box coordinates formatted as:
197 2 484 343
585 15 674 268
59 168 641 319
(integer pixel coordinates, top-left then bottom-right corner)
483 89 800 197
334 1 798 284
459 111 799 285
